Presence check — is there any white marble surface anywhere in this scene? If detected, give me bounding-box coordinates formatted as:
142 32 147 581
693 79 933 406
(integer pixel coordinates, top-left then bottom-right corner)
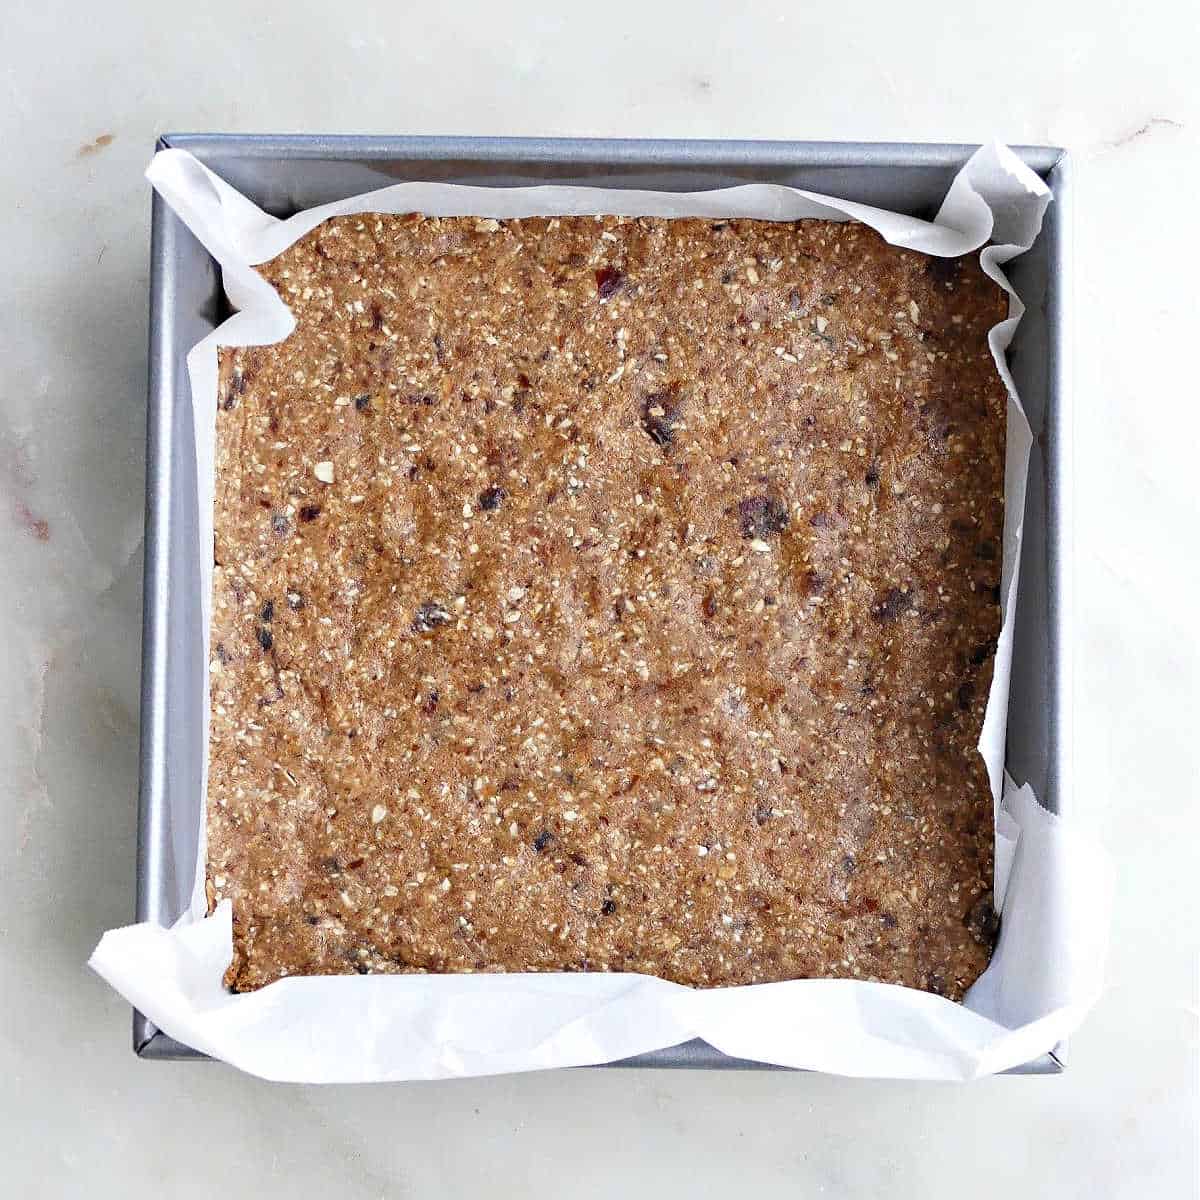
2 1 1197 1194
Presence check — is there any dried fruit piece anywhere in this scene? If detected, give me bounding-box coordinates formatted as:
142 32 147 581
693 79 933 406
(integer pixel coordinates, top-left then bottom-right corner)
926 256 963 287
222 365 248 411
969 640 994 665
595 266 625 299
801 570 826 597
641 390 681 448
738 495 789 539
965 894 1001 944
533 830 553 853
412 602 452 633
873 586 912 624
298 504 322 523
478 485 506 511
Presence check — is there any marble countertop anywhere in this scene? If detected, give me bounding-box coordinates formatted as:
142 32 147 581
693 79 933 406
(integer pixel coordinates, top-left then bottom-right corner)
2 1 1196 1195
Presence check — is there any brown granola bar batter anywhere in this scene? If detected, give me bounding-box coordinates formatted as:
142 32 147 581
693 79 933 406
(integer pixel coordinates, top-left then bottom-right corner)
208 213 1006 998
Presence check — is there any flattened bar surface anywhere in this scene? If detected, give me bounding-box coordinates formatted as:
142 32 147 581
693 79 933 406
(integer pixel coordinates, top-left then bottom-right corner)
209 214 1006 997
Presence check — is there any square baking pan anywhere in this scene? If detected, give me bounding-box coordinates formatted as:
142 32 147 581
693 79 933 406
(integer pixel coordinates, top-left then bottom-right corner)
135 135 1071 1074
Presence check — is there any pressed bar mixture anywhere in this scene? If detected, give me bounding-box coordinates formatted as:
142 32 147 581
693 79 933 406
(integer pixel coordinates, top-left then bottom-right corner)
208 213 1006 997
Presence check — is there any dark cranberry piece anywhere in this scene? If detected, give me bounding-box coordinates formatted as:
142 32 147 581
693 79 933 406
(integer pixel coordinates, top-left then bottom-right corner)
299 505 322 523
965 894 1001 945
600 899 618 916
221 369 247 411
873 586 912 624
926 256 963 286
412 602 451 633
354 393 371 411
802 570 826 597
478 485 506 511
595 266 625 299
738 495 789 539
865 461 880 487
256 627 273 652
641 390 681 448
969 641 994 666
533 830 553 853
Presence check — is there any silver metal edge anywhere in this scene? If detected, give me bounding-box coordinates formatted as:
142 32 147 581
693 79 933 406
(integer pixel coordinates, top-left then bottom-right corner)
135 136 1068 1076
1044 148 1073 1071
159 132 1063 175
133 145 176 1057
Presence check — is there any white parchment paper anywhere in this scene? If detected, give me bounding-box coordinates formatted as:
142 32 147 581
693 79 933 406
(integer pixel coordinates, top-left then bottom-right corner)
90 143 1111 1081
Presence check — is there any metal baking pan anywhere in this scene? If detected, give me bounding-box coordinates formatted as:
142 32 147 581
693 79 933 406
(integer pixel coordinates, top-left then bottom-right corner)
136 135 1071 1074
